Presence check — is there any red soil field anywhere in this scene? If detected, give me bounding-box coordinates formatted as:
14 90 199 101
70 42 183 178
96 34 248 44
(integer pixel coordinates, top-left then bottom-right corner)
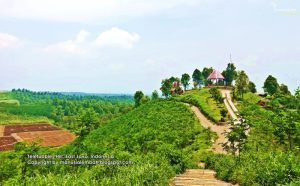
3 123 60 136
15 130 76 147
0 136 17 151
0 123 76 151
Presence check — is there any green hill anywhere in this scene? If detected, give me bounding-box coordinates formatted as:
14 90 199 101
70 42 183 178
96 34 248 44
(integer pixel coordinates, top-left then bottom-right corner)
1 99 213 185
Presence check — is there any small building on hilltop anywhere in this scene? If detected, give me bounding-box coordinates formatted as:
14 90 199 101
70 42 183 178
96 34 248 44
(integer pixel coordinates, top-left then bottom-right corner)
207 70 225 85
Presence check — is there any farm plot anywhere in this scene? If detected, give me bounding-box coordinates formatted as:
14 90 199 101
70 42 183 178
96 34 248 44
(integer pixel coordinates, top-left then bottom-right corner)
0 123 76 151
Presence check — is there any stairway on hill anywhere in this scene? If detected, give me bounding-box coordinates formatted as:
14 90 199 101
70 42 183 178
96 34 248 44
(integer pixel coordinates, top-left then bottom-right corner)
172 168 234 186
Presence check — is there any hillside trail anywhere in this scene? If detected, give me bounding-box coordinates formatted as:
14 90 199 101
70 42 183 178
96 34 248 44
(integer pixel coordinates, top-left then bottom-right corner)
171 97 235 185
220 89 238 120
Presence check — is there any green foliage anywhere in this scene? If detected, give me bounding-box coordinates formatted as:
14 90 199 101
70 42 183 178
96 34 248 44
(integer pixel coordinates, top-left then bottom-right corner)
263 75 279 95
220 109 228 118
202 67 213 86
192 69 203 88
174 89 224 122
181 73 191 91
204 151 300 186
0 90 133 131
151 90 159 100
140 95 150 104
161 78 172 98
248 81 257 93
209 88 223 104
202 67 213 79
223 118 249 157
204 91 300 186
235 70 249 99
280 84 291 95
161 77 182 97
222 63 237 86
0 100 213 185
134 91 144 107
0 112 52 125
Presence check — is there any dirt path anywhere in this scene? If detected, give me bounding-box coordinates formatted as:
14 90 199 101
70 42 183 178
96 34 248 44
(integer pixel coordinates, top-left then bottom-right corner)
0 126 4 137
171 105 233 186
191 106 230 153
221 89 238 120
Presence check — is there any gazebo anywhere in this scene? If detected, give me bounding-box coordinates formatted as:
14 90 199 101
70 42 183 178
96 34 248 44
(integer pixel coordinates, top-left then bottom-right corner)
207 70 225 85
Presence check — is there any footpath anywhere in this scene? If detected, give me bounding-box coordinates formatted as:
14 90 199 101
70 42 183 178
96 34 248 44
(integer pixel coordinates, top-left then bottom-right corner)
171 104 234 186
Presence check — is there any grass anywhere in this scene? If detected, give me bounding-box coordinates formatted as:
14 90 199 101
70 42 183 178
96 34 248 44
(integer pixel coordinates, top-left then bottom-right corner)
0 92 53 124
0 112 52 125
174 89 225 123
0 92 19 106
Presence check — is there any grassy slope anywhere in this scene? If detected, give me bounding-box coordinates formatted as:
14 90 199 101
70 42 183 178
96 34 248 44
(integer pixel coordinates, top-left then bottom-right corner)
203 92 300 186
0 92 19 105
2 100 213 185
174 89 224 123
0 92 52 125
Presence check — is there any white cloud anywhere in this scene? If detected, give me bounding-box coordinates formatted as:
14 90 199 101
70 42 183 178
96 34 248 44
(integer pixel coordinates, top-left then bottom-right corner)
95 27 140 49
0 0 199 22
0 32 23 49
44 29 90 55
44 27 140 54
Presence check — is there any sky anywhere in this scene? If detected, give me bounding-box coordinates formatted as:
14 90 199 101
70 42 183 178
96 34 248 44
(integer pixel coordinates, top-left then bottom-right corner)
0 0 299 94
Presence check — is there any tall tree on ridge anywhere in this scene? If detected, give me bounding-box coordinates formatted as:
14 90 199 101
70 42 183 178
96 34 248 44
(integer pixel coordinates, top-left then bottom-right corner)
160 79 172 98
151 90 159 100
248 81 257 93
181 73 191 91
279 84 291 95
222 63 237 86
202 67 213 86
134 91 144 107
192 69 203 88
235 70 249 99
263 75 279 95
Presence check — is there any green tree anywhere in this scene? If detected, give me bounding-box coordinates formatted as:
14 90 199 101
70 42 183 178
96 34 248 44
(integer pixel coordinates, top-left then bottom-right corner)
202 67 213 86
202 67 213 79
141 96 150 104
279 84 291 95
235 70 249 99
223 118 249 158
273 110 299 150
134 91 144 107
263 75 279 95
192 69 203 88
170 77 182 94
209 88 223 104
296 87 300 100
222 63 237 86
181 73 191 91
79 108 99 131
151 90 159 100
51 105 64 122
248 81 257 93
160 79 172 98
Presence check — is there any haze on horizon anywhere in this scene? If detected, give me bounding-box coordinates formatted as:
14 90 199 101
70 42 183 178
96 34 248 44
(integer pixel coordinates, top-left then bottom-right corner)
0 0 299 94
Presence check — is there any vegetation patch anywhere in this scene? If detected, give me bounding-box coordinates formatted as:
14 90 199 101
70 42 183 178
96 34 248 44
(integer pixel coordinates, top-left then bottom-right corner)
174 89 225 123
0 100 213 185
203 92 300 186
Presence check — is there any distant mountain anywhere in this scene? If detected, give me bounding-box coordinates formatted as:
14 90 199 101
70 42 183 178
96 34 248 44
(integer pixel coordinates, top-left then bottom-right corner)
60 92 133 98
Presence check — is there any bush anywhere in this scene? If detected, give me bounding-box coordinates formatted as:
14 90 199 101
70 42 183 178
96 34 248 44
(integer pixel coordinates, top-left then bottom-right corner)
174 89 224 122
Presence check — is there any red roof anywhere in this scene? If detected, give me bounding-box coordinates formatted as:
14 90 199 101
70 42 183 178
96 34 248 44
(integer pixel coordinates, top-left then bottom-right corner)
207 70 225 80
